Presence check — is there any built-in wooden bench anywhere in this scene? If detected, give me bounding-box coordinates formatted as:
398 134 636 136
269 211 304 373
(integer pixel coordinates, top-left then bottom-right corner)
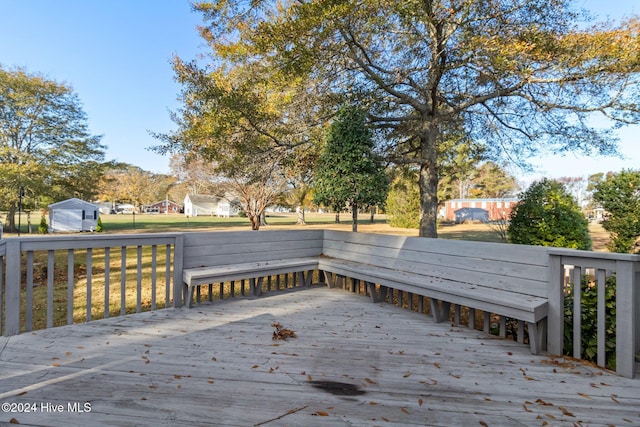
181 229 550 354
181 230 323 307
318 231 550 354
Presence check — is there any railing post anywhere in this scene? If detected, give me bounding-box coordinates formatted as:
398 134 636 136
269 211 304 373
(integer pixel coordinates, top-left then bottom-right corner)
547 254 564 355
173 234 184 307
615 259 637 378
5 239 21 336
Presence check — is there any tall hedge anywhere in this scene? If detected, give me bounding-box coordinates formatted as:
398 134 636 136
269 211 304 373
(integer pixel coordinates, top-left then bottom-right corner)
508 178 591 250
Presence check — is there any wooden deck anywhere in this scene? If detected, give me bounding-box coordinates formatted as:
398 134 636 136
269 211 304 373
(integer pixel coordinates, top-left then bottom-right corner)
0 287 638 427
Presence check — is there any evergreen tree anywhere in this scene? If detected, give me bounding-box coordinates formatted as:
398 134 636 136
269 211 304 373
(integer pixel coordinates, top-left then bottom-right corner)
313 106 389 232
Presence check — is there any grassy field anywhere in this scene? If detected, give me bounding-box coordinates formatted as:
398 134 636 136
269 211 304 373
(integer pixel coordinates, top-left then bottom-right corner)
97 212 610 249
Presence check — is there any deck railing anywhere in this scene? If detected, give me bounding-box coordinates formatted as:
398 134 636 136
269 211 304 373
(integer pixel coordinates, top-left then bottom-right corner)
0 233 183 336
548 249 639 378
0 231 638 378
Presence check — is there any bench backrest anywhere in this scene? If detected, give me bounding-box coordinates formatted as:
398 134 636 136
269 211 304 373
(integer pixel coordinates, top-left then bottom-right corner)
322 230 549 298
182 229 324 269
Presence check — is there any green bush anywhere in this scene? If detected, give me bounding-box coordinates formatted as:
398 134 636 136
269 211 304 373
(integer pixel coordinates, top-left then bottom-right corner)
386 171 420 229
38 215 48 234
564 274 616 370
96 216 103 232
508 178 591 249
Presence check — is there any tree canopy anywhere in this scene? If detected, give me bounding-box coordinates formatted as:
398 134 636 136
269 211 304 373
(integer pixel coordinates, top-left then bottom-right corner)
187 0 640 237
0 66 105 231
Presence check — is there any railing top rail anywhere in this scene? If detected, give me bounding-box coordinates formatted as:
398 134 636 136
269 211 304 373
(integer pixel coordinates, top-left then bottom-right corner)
548 247 640 262
4 232 182 251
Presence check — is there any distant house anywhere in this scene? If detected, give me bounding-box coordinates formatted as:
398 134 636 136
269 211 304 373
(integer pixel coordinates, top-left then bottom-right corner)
143 200 180 214
48 198 100 233
184 194 240 217
442 198 518 222
115 203 136 214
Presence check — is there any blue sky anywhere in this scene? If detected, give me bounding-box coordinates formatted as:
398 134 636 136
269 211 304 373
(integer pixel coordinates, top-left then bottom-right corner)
0 0 638 181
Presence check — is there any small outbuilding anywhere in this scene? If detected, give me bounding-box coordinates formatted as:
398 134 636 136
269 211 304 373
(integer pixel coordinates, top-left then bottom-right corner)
48 198 100 233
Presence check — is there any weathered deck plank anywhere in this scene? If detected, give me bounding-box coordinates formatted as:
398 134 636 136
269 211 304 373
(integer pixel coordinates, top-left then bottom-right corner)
0 286 638 426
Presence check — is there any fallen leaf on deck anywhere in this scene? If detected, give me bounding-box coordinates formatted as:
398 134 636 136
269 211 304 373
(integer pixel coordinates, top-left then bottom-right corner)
558 406 574 417
522 404 532 413
307 374 313 381
401 407 410 414
535 399 553 406
369 402 379 405
480 422 489 427
312 411 329 416
418 398 423 406
208 378 214 384
611 395 619 403
545 414 556 419
403 372 411 378
578 392 592 400
433 362 441 369
272 323 297 340
364 378 376 384
65 351 72 356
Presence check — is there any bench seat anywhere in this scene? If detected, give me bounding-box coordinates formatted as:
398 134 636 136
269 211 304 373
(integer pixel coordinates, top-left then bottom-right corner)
183 257 319 307
317 256 548 354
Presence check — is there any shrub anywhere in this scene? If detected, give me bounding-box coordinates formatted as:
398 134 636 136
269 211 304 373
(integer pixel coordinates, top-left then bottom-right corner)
564 274 617 370
508 178 591 249
38 215 48 234
96 216 103 232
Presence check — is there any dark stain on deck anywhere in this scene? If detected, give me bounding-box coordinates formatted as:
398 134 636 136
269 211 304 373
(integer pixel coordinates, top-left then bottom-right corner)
309 380 366 396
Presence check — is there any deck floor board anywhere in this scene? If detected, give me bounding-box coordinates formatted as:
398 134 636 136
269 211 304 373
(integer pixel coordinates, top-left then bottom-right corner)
0 286 638 426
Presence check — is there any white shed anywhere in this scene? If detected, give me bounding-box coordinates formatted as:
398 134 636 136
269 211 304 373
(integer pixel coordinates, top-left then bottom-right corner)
48 198 100 233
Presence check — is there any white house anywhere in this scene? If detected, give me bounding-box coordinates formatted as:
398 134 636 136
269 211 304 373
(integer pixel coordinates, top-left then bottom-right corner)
48 198 100 233
184 194 240 217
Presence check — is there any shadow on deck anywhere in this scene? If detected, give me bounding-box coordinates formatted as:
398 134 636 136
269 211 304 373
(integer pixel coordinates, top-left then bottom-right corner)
0 287 638 426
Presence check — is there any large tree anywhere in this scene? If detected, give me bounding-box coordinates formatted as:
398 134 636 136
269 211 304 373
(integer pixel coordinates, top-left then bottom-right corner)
0 66 105 231
191 0 640 237
313 106 389 232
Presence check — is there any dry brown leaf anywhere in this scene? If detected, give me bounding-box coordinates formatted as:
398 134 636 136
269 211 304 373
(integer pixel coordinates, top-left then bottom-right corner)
403 372 411 378
208 378 214 384
578 392 592 400
542 422 548 426
484 397 492 401
522 404 532 413
252 365 259 369
535 399 553 406
307 374 313 382
401 407 410 414
364 378 377 384
174 375 182 379
369 402 379 405
611 395 619 403
480 422 489 427
434 362 441 369
558 406 574 417
52 363 59 367
65 351 72 356
545 414 556 419
312 411 329 416
418 398 423 406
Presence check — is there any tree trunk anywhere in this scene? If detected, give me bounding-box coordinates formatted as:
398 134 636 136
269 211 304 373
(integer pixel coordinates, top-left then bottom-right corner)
4 204 17 232
335 212 340 223
352 201 358 232
296 206 305 225
260 210 267 226
370 207 375 223
418 129 439 238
